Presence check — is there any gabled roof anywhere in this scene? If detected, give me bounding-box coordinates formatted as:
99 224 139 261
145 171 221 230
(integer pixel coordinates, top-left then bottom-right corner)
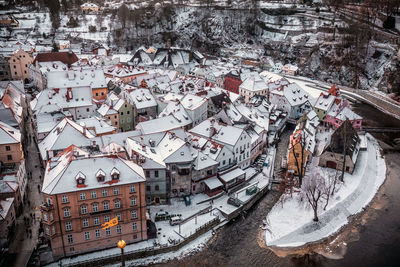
33 51 79 65
0 121 20 144
324 120 360 156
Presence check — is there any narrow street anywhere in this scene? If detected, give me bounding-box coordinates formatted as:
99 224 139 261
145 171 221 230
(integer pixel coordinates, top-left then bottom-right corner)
5 96 44 267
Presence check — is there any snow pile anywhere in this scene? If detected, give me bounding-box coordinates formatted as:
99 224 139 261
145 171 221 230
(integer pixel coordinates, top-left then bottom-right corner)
264 134 386 247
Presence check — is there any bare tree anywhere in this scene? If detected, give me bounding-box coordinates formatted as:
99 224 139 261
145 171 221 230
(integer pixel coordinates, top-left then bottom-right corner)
321 169 340 210
300 170 325 222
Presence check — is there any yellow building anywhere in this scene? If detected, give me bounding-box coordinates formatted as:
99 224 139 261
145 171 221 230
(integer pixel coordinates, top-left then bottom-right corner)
287 130 309 176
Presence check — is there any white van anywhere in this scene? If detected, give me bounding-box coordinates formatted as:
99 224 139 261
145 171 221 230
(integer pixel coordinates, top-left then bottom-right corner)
169 215 182 226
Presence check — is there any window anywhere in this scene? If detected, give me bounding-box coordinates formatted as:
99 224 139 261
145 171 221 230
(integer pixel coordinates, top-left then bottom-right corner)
80 193 86 200
116 225 122 234
106 228 111 236
116 213 121 221
64 208 70 217
51 226 55 235
113 187 119 195
132 222 137 231
101 92 104 96
155 185 159 191
96 93 99 96
65 222 72 231
155 170 159 177
7 155 12 161
84 231 90 240
120 112 124 115
131 210 137 219
145 170 150 177
95 229 100 238
81 205 88 214
133 234 137 239
103 201 109 210
86 108 89 112
67 234 73 243
91 191 97 199
94 217 100 226
5 145 10 151
45 226 50 235
104 215 110 222
131 197 136 206
50 213 53 221
146 185 151 191
130 185 136 193
102 189 108 197
127 110 130 114
92 203 98 212
83 218 89 227
114 199 120 208
43 213 48 222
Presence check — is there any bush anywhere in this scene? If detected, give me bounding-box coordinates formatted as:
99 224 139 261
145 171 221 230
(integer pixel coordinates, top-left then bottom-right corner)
89 25 96 32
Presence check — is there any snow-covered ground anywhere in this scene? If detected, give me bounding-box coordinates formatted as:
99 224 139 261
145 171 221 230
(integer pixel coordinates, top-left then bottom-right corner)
263 134 386 247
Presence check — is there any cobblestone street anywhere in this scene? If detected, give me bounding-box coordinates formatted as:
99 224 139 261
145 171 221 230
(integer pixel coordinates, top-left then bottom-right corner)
6 96 44 267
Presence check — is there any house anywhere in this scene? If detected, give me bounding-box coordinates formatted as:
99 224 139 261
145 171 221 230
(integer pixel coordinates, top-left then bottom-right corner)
104 64 147 84
239 74 269 103
224 70 242 94
327 106 362 130
0 198 16 244
76 117 117 136
319 120 361 174
207 92 231 117
40 146 147 259
46 68 108 101
31 86 95 120
190 118 251 169
2 81 25 125
124 89 157 127
81 2 99 12
126 130 193 198
31 51 79 90
314 92 336 121
269 81 313 121
218 167 246 191
99 91 134 132
180 94 207 126
9 49 33 82
281 64 299 75
191 149 219 194
37 118 97 162
159 102 193 130
0 121 23 165
92 44 110 56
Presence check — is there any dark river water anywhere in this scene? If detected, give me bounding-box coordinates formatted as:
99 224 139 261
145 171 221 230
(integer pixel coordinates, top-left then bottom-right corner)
151 102 400 267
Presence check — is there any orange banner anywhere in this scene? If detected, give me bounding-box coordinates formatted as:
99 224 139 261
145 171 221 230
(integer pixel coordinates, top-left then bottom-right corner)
101 217 119 229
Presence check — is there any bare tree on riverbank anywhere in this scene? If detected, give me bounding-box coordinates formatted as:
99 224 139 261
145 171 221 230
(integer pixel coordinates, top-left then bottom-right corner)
300 170 326 222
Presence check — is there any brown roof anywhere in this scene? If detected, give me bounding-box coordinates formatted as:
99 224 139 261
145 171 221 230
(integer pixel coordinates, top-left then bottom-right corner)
33 51 79 65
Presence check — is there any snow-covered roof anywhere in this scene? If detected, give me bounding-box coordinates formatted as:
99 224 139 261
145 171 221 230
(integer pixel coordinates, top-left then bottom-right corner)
191 149 218 171
136 115 187 135
38 118 95 160
0 197 14 221
128 89 157 110
335 107 362 121
46 68 107 89
0 120 20 144
180 94 207 111
203 176 223 190
314 93 335 111
219 168 245 183
270 82 312 107
42 150 145 195
31 86 92 112
105 64 146 78
77 117 116 135
190 118 247 147
159 102 193 127
239 74 268 92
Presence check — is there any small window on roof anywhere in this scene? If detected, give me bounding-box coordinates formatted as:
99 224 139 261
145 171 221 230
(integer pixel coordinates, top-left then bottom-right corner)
96 169 105 182
111 168 120 180
75 172 86 186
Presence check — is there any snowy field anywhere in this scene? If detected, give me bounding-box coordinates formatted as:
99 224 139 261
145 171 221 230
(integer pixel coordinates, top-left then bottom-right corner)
263 134 386 247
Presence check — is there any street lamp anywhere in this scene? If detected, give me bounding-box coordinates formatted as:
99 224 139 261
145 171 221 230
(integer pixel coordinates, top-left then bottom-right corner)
117 240 126 267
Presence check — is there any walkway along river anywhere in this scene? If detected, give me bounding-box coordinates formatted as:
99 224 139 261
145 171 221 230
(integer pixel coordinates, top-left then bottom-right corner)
151 102 400 267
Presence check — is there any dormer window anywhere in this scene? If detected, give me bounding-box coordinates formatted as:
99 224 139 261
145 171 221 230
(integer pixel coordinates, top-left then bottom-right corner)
96 169 106 182
111 168 120 180
75 172 86 187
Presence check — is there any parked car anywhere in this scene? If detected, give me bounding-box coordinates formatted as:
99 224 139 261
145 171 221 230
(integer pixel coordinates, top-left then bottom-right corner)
169 215 182 226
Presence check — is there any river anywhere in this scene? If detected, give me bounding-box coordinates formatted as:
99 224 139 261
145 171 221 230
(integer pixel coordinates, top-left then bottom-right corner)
151 102 400 267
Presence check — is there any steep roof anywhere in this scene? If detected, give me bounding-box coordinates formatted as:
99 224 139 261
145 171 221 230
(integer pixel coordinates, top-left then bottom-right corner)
33 51 79 65
0 121 20 144
325 120 360 156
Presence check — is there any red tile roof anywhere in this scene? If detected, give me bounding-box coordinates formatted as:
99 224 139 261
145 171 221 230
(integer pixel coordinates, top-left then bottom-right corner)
33 51 79 65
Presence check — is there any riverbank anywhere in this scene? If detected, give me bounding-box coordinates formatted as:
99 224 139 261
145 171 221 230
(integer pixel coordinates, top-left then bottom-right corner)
262 134 386 251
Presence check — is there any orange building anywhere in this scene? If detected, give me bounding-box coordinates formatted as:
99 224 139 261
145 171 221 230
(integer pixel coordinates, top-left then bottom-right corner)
287 129 310 176
0 121 24 165
9 49 33 82
41 146 147 259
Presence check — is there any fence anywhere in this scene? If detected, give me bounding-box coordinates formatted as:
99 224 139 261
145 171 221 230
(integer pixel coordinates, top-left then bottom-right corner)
61 217 221 267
